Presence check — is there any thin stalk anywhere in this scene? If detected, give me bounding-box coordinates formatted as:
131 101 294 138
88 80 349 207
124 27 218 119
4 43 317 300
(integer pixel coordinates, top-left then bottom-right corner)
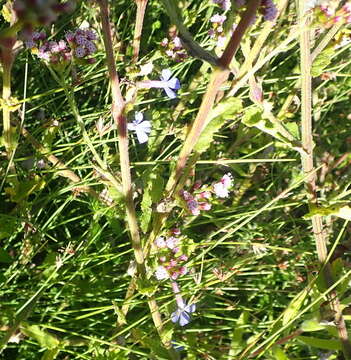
2 63 12 157
132 0 148 63
299 3 351 358
96 1 178 356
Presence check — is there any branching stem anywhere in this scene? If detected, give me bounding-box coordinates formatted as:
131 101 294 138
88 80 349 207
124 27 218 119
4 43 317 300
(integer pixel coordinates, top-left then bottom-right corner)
299 3 351 358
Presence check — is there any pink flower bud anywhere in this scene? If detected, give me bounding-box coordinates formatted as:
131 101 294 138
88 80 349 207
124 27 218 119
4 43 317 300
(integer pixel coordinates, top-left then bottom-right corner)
198 202 211 211
171 228 181 235
179 266 188 275
178 254 188 261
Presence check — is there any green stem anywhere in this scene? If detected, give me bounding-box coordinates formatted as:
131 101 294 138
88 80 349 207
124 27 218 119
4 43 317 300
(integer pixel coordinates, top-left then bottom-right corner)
2 62 12 157
299 3 351 358
96 2 178 357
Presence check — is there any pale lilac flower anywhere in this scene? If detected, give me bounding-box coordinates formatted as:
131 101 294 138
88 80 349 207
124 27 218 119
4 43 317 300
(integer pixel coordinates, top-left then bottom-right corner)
221 173 233 188
154 236 167 248
213 174 233 198
173 36 182 49
181 190 193 201
171 302 196 326
217 35 227 47
213 0 231 11
85 41 96 54
137 69 180 99
210 14 227 24
138 62 154 76
198 202 211 211
213 183 229 198
187 199 200 215
197 191 211 199
155 265 169 280
166 237 179 250
75 46 86 58
179 266 188 275
261 0 278 21
127 112 152 144
178 254 188 261
344 3 351 13
172 247 180 254
160 69 181 99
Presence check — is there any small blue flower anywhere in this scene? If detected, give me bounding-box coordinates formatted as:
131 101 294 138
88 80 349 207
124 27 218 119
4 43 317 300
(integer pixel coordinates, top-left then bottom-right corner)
171 302 196 326
127 112 152 144
159 69 180 99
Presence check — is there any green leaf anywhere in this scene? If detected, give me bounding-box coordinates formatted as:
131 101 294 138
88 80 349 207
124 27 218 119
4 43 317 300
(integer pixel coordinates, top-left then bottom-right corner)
5 176 46 203
282 289 307 326
300 319 326 332
229 311 249 356
311 47 334 77
304 203 351 220
0 214 20 240
136 278 157 296
0 249 12 263
195 97 242 153
272 346 290 360
297 336 341 351
21 323 60 350
41 348 60 360
140 167 165 233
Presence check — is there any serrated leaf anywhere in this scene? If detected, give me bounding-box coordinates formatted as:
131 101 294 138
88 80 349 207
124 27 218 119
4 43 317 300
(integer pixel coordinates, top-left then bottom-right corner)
304 204 351 220
195 97 242 153
21 324 59 350
297 336 341 351
312 47 334 77
282 289 307 326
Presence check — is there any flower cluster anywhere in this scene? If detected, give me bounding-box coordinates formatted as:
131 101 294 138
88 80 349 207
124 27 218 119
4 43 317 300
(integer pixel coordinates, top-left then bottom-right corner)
24 28 98 66
212 0 231 11
154 230 189 281
180 189 211 216
180 173 233 216
209 14 227 48
13 0 75 27
260 0 278 21
312 2 351 27
160 36 188 63
65 28 98 60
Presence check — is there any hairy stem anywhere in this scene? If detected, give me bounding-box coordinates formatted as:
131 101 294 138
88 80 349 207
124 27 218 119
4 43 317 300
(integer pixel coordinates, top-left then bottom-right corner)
132 0 148 63
299 3 351 358
96 1 178 356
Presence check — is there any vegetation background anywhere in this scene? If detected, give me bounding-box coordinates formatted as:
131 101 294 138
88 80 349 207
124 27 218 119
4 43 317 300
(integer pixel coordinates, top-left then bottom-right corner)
1 0 351 359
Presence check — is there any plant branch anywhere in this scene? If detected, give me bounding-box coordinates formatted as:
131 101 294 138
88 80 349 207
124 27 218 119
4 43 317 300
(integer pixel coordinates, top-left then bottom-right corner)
96 1 178 356
299 3 351 358
132 0 148 63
